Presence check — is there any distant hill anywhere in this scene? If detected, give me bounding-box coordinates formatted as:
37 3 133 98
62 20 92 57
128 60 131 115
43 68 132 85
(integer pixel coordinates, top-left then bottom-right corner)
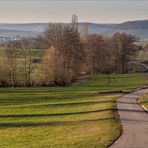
0 20 148 39
112 20 148 39
0 23 48 32
115 20 148 30
0 23 117 38
78 23 116 34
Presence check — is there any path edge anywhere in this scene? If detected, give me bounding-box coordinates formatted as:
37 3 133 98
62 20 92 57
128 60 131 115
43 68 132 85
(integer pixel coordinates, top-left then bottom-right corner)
107 87 148 148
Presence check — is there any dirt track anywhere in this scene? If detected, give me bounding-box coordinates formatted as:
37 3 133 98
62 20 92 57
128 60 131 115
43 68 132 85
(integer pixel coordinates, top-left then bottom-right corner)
110 88 148 148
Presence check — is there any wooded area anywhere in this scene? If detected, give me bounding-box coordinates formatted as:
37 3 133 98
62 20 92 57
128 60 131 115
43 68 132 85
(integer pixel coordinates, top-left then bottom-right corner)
0 15 142 87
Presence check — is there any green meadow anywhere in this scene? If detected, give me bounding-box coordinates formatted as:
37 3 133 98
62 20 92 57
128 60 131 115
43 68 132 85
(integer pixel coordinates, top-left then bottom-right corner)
0 74 147 148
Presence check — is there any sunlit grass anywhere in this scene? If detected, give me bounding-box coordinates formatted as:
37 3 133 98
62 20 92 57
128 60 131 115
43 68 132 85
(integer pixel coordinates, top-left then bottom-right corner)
0 73 147 148
139 93 148 109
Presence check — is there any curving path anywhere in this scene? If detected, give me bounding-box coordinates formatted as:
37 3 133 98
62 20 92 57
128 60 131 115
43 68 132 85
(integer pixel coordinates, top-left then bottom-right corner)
110 88 148 148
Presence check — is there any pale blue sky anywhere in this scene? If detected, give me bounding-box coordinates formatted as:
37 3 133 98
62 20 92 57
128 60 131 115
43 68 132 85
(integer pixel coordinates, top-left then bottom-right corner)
0 0 148 23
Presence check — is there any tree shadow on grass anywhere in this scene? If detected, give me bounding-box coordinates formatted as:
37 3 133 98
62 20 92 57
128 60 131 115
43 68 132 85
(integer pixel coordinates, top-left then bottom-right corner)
140 101 148 104
0 103 145 119
0 117 116 128
38 100 116 107
0 108 117 119
0 93 98 106
0 107 145 121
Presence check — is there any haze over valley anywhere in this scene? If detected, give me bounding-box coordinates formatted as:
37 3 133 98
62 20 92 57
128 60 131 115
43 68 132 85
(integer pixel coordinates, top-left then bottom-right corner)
0 19 148 42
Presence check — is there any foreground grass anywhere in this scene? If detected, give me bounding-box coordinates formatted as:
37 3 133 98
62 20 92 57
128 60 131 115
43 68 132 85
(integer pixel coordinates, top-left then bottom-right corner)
139 93 148 110
0 73 147 148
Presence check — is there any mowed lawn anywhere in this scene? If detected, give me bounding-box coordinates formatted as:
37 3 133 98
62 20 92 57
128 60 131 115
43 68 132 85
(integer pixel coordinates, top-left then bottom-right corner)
0 74 147 148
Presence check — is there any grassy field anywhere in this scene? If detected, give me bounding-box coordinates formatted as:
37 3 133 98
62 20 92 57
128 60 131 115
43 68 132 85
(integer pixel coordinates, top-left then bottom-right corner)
0 48 44 59
135 40 148 46
139 93 148 110
0 73 147 148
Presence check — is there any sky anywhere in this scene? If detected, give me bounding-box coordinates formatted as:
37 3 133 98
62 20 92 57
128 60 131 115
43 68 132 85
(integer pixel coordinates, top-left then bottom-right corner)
0 0 148 23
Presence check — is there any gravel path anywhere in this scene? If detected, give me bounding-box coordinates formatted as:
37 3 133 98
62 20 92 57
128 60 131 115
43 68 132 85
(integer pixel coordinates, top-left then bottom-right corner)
110 88 148 148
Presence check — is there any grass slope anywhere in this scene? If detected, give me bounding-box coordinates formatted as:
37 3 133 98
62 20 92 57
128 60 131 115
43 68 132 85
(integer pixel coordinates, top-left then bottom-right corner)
0 73 147 148
139 93 148 110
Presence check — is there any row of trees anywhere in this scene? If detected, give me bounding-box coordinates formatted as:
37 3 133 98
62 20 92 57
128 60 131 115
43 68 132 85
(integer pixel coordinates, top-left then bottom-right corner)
0 16 140 87
84 33 139 75
0 38 37 87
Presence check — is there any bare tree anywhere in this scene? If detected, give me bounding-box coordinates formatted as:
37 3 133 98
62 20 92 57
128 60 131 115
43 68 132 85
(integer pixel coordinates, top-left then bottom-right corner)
112 33 138 73
41 17 84 85
17 38 37 86
84 34 104 74
0 58 9 87
3 41 18 86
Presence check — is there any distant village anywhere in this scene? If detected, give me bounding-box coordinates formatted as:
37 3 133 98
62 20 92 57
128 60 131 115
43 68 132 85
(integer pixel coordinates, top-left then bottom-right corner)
0 36 21 43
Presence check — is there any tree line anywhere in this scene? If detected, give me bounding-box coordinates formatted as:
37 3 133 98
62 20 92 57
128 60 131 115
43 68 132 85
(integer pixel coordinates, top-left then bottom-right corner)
0 16 141 87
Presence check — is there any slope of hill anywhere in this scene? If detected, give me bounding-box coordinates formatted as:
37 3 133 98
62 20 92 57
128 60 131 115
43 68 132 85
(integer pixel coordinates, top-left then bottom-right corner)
113 20 148 39
116 20 148 30
0 23 116 39
0 20 148 39
78 23 116 34
111 29 148 39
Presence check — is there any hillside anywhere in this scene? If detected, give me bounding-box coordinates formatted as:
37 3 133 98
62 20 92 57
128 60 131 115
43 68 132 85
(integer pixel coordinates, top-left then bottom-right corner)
0 20 148 39
113 20 148 39
116 20 148 30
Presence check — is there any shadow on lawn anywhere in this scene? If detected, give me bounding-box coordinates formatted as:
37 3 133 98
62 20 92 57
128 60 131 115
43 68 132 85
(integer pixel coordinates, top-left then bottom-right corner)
37 100 117 107
0 94 98 106
0 117 116 128
0 106 145 120
0 100 138 108
0 108 117 118
0 108 146 128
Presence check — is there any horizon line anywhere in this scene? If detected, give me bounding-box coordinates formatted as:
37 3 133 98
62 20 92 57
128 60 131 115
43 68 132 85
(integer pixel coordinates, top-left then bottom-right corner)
0 18 148 24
